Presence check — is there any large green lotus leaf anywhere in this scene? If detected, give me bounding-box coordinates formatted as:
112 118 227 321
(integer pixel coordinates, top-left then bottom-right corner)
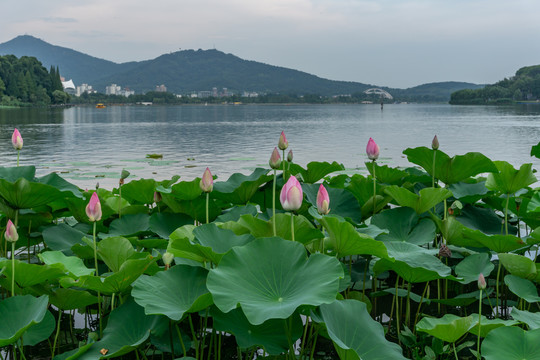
486 161 537 194
161 194 223 223
167 177 202 201
0 294 49 346
0 166 35 182
416 314 474 343
149 319 192 357
499 253 537 279
482 326 540 360
215 204 258 223
384 185 452 214
101 213 150 238
167 227 206 263
510 309 540 330
148 212 193 239
207 237 343 325
303 183 362 223
505 275 540 303
104 196 130 215
42 224 87 256
212 307 303 355
49 288 98 310
132 264 212 321
76 298 165 360
97 236 135 273
237 213 323 245
191 223 256 264
0 259 65 288
467 315 518 338
346 174 378 203
455 253 494 284
120 178 156 204
373 242 456 283
0 177 65 209
372 207 436 245
461 228 525 253
212 168 272 204
449 181 489 203
61 256 156 294
365 162 409 185
39 250 94 277
527 192 540 213
532 141 540 159
24 310 55 346
318 299 406 360
457 204 516 235
319 215 391 259
289 161 344 184
403 147 497 185
53 341 95 360
37 173 83 198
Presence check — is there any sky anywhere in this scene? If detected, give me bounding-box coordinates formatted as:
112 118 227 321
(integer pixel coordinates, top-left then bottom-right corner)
2 0 540 89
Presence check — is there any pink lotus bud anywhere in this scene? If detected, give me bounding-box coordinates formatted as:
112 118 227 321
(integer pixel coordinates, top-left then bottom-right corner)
432 135 439 150
287 149 293 162
85 192 102 222
366 138 379 161
316 184 330 215
478 273 486 290
280 175 303 211
153 191 162 203
5 219 18 243
278 131 288 150
269 147 281 169
11 128 23 150
200 167 213 193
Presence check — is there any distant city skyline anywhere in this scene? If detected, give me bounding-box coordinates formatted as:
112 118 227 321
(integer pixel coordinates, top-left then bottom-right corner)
2 0 540 88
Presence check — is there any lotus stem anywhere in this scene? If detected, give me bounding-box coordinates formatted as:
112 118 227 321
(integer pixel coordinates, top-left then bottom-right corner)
11 241 15 297
395 275 401 345
206 192 209 224
188 314 199 359
291 212 295 242
413 282 430 333
504 194 510 236
432 150 436 188
282 150 286 180
309 326 319 360
496 260 502 317
406 282 411 327
52 309 62 358
372 160 377 217
92 221 102 338
300 316 310 357
272 169 277 236
175 324 188 358
16 150 19 167
118 185 122 219
477 289 483 360
453 342 458 360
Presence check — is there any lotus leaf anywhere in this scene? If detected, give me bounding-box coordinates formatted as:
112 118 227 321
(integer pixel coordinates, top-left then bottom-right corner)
448 181 489 203
0 177 64 209
102 213 150 238
120 178 156 204
215 204 258 222
24 310 55 346
149 212 193 239
510 308 540 329
499 253 537 279
486 161 537 194
39 250 95 277
372 207 436 245
416 314 474 343
207 237 343 325
289 161 344 184
365 162 409 185
482 326 540 360
48 288 98 310
0 295 49 346
504 275 540 302
213 168 272 204
455 253 495 284
384 185 452 214
42 224 88 256
97 236 136 273
303 183 362 223
467 315 518 337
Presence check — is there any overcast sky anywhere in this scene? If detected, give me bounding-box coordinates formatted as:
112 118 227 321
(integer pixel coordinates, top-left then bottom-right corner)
2 0 539 88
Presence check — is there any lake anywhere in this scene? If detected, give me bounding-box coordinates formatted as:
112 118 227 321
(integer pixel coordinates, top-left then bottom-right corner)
0 103 539 189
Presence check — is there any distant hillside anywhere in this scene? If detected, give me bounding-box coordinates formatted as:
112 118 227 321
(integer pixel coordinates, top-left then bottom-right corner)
450 65 540 105
0 35 482 101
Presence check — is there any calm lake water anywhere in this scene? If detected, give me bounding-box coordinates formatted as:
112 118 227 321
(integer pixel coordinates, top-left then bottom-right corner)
0 103 539 189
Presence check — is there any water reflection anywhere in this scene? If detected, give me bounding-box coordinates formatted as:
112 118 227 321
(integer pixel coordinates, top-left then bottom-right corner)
0 104 539 190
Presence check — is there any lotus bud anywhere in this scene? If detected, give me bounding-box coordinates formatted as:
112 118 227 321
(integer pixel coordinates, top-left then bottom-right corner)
162 252 174 269
478 273 486 290
316 184 330 215
269 147 281 169
5 219 18 243
278 131 288 150
200 167 213 193
366 137 379 160
287 149 293 162
153 191 162 203
280 175 303 211
86 192 102 222
11 128 23 150
432 135 439 150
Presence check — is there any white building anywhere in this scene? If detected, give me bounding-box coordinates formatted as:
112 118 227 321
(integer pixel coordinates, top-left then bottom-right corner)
106 84 122 95
61 79 76 95
76 83 97 97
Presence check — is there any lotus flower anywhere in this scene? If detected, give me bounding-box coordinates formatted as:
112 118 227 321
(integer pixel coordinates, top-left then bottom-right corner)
5 219 18 243
269 147 281 169
11 128 23 150
478 273 486 290
278 131 288 150
432 135 439 150
200 167 213 193
366 137 379 160
287 149 293 162
86 192 102 222
280 176 303 211
316 184 330 215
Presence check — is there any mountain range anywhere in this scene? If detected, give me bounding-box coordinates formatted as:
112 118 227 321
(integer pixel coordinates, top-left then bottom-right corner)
0 35 483 100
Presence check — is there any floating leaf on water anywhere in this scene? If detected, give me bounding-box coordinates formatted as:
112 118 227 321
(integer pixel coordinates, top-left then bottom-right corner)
146 154 163 159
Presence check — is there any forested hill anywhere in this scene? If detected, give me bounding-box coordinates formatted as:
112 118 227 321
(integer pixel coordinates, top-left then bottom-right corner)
450 65 540 105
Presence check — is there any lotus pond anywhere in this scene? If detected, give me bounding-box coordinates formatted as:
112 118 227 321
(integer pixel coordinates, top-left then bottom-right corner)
3 132 540 360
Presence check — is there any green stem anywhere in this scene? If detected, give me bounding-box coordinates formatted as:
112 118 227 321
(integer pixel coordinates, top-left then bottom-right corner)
477 289 483 360
52 309 62 358
406 282 411 328
92 222 102 338
11 241 15 296
175 324 188 358
504 194 510 235
496 260 502 317
413 282 429 333
188 314 199 359
372 160 377 216
17 150 19 167
17 342 26 360
395 276 401 345
282 150 286 180
453 342 458 360
118 185 122 219
291 212 295 242
432 150 436 188
206 192 209 224
272 170 277 236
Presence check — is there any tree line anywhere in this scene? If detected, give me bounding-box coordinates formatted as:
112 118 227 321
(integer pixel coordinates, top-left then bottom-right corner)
0 55 68 106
